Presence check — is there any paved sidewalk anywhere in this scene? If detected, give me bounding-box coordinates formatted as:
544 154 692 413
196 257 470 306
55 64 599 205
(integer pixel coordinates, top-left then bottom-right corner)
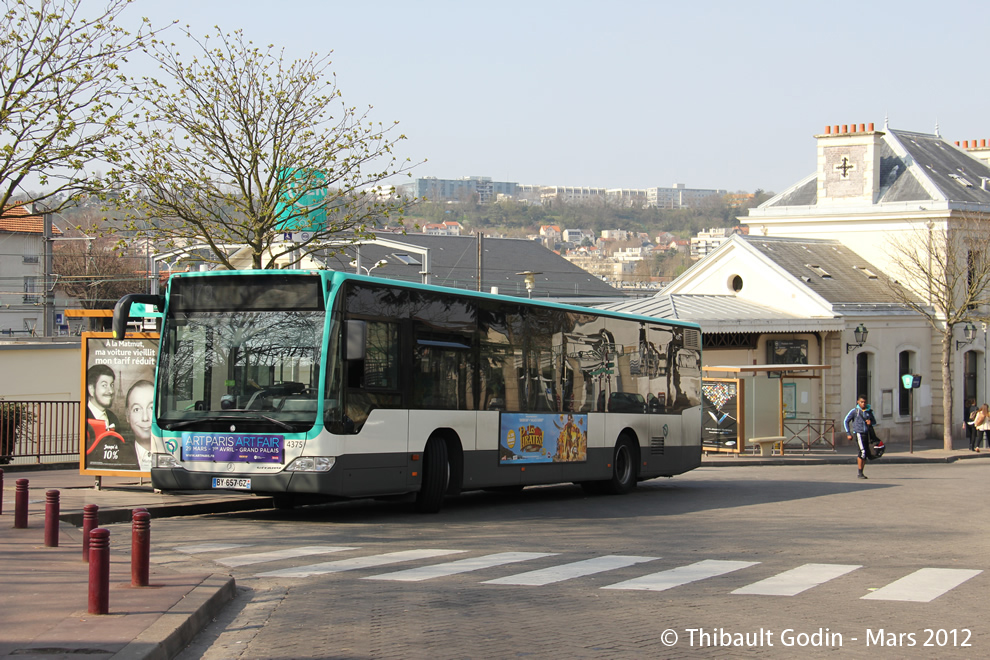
700 435 990 466
1 438 986 659
0 469 265 660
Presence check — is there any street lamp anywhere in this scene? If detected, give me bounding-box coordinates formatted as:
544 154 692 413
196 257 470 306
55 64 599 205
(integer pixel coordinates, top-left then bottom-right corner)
846 323 869 354
516 271 542 298
956 321 978 350
350 258 387 276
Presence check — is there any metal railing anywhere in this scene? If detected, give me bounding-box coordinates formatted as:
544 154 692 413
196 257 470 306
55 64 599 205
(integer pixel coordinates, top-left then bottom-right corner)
0 400 79 465
781 417 836 453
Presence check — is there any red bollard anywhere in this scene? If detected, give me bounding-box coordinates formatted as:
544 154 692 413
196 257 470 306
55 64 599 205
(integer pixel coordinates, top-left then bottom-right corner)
82 504 99 562
44 490 59 547
88 528 110 614
131 510 150 587
13 478 28 528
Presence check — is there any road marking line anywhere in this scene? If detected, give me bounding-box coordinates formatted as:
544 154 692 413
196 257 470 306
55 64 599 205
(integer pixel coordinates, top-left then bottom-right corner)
731 563 862 596
255 549 466 578
174 543 252 554
602 559 759 592
364 552 556 582
217 546 359 567
483 555 659 586
861 568 983 602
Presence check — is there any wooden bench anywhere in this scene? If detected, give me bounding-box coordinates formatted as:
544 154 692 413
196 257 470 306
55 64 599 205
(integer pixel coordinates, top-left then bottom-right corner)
747 436 786 457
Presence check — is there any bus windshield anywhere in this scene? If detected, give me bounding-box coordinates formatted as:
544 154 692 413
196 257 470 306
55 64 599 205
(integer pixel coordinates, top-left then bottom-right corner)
156 274 324 433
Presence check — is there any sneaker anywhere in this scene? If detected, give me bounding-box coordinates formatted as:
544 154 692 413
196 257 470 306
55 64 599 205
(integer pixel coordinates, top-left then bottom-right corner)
858 473 868 479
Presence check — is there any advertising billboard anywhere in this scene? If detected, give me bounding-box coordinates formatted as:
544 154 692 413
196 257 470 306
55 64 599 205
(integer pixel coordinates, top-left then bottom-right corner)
80 332 158 476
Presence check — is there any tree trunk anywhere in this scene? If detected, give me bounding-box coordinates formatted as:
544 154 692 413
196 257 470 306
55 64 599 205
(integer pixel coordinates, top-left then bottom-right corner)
942 332 953 451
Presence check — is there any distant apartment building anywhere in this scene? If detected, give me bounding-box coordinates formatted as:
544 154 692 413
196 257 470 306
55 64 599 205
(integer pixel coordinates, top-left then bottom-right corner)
422 221 463 236
690 227 743 260
399 176 517 204
605 189 648 207
600 229 630 241
516 184 544 204
562 228 591 244
541 186 607 205
646 183 727 209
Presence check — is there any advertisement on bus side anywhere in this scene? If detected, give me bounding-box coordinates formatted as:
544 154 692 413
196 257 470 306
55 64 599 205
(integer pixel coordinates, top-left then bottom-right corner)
498 412 588 464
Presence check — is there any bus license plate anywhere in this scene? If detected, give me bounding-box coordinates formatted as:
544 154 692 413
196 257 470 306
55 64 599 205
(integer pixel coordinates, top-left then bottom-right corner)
212 477 251 490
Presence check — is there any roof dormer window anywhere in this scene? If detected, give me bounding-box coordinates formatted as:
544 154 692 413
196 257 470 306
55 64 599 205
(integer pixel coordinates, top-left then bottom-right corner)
805 264 832 279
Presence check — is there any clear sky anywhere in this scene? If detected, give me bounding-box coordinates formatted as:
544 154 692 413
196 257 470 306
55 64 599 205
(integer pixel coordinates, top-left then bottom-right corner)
104 0 990 194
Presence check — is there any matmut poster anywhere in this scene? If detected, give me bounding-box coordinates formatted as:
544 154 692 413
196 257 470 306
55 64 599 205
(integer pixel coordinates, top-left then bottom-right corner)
499 413 588 465
80 333 158 476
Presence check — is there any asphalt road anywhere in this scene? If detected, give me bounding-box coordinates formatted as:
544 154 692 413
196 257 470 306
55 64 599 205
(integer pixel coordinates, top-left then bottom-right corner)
125 461 988 659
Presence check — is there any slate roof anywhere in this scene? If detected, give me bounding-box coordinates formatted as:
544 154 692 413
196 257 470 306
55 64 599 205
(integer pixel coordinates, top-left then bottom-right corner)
596 293 844 334
315 234 624 299
738 235 919 305
760 127 990 209
595 235 921 332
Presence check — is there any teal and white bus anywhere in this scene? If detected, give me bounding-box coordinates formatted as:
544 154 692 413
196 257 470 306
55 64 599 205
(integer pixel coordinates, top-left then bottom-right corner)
114 270 702 512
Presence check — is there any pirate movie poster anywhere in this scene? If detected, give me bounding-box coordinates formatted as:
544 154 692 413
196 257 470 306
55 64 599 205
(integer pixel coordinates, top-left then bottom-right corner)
499 412 588 465
80 332 159 476
702 379 740 452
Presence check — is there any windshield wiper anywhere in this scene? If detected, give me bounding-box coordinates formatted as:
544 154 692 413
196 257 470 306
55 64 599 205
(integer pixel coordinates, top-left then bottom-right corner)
162 415 239 430
162 413 298 432
260 415 294 431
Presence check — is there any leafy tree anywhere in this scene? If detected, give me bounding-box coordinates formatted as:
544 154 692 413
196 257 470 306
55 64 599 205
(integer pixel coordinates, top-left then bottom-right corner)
0 0 154 215
109 27 419 269
883 215 990 450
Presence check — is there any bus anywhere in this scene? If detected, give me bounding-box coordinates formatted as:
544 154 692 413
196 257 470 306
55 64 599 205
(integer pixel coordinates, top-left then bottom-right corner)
113 270 703 512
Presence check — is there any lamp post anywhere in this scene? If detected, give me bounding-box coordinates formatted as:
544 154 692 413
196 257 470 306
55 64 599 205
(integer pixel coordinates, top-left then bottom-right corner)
516 271 542 298
956 321 977 350
350 259 387 276
846 323 869 354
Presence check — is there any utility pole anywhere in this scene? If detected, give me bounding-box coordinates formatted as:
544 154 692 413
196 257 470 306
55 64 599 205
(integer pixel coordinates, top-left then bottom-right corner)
38 206 54 337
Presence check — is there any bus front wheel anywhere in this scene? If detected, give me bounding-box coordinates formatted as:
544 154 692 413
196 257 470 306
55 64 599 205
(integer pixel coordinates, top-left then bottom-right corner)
415 437 449 513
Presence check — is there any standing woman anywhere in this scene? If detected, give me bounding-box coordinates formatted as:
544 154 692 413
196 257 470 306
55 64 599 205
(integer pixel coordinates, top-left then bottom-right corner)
976 404 990 452
965 399 978 451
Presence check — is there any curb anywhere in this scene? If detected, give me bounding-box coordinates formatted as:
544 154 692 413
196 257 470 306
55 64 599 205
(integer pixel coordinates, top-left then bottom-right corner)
59 497 275 527
109 574 237 660
701 452 990 467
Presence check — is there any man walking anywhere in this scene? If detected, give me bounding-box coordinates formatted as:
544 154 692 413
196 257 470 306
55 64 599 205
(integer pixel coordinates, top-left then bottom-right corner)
844 395 873 479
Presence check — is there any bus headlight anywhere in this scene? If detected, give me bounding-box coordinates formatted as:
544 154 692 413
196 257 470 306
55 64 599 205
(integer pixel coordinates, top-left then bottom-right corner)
154 453 181 469
285 456 335 472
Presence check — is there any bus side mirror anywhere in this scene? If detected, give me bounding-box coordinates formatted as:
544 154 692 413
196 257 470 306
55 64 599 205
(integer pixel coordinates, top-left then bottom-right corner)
345 320 367 360
112 294 165 339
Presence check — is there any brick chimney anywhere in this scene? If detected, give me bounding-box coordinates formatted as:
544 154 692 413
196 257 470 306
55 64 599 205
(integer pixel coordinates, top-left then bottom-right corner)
815 122 884 204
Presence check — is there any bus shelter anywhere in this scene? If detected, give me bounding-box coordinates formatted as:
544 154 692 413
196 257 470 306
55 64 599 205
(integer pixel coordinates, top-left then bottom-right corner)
701 364 831 454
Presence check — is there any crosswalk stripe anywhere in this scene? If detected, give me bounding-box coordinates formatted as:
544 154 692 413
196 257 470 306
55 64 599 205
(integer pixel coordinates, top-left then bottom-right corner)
254 549 466 578
861 568 983 602
602 559 759 592
731 563 861 596
217 546 358 568
483 555 658 586
174 543 252 554
364 552 556 582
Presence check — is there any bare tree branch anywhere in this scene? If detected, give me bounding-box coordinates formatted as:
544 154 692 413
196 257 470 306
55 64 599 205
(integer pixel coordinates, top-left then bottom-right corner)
106 27 422 269
0 0 163 215
882 213 990 450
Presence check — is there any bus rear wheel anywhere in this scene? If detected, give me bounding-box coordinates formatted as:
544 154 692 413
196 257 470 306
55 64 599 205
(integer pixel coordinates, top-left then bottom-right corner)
415 436 449 513
603 436 638 495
